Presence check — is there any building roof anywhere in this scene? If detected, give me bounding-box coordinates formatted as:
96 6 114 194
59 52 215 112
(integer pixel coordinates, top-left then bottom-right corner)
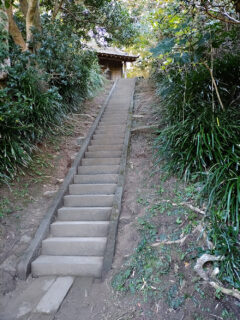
88 40 138 62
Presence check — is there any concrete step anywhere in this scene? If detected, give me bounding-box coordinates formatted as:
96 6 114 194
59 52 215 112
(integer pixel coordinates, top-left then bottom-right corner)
32 256 103 277
74 174 118 184
50 221 109 237
97 124 126 129
101 116 127 120
64 195 114 207
58 207 112 221
34 276 74 315
100 122 127 127
78 165 119 174
100 120 127 124
95 129 125 135
85 151 122 158
87 145 123 151
91 138 124 145
42 237 107 256
69 183 117 195
82 158 120 166
101 116 128 121
93 133 125 139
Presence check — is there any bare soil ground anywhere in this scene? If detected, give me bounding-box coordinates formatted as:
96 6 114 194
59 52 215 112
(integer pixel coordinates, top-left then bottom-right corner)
0 80 113 296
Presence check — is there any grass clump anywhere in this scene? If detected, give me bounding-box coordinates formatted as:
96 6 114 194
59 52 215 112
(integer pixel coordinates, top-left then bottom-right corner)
153 53 240 290
0 20 103 184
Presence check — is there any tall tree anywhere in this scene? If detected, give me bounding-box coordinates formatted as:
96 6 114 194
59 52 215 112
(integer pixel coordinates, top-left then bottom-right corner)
0 1 10 81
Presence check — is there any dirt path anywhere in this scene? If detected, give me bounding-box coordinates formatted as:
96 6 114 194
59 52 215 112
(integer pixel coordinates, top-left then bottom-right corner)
1 79 239 320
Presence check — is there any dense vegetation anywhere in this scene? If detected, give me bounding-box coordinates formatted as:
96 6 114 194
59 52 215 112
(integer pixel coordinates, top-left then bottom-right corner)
0 0 137 183
149 1 240 290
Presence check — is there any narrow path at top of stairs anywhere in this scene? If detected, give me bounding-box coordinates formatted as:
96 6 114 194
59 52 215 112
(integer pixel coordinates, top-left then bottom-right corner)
31 79 135 278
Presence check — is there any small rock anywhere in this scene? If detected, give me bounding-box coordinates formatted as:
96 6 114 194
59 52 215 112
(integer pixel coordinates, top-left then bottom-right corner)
77 136 85 146
174 264 179 273
0 255 17 275
56 178 64 184
70 153 78 161
0 270 16 294
20 235 32 244
43 191 57 198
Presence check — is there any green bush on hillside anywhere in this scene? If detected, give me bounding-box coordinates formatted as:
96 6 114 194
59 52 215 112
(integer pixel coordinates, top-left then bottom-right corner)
154 54 240 289
0 20 103 184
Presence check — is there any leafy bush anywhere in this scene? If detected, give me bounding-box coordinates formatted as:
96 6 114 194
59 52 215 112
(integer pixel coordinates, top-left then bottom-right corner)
154 53 240 289
0 51 62 181
0 18 103 184
35 17 103 109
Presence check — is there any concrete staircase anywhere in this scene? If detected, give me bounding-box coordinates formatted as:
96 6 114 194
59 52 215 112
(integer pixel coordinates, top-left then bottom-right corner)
31 79 135 278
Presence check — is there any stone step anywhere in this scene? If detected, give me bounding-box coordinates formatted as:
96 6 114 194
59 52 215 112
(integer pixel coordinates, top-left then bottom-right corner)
93 133 125 139
58 207 112 221
101 112 128 120
85 151 122 158
64 195 114 207
50 221 109 237
97 124 126 129
74 174 118 184
82 158 120 166
78 165 119 174
101 116 128 121
87 145 123 151
34 277 74 315
95 129 125 135
91 138 124 145
100 122 127 127
32 256 103 277
42 237 107 256
69 183 117 195
100 120 127 125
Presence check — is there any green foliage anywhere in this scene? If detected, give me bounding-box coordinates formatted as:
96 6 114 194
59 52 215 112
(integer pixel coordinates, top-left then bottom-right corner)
152 0 240 290
0 50 63 181
0 0 137 183
35 17 103 108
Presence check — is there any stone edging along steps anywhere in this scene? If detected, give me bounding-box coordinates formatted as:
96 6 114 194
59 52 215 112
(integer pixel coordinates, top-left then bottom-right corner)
17 78 136 280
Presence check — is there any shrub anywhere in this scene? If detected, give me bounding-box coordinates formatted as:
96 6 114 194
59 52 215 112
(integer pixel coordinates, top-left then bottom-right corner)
0 51 62 181
154 53 240 288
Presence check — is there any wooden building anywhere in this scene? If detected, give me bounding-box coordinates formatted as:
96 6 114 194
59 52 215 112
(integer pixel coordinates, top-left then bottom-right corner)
96 47 138 80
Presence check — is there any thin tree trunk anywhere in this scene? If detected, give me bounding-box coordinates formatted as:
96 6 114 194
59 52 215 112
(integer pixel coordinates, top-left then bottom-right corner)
26 0 40 50
52 0 64 21
6 5 27 51
0 2 10 82
20 0 28 17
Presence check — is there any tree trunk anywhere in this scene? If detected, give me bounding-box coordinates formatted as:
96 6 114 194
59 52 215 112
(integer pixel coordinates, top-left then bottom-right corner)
0 2 10 82
52 0 64 21
26 0 41 50
20 0 28 17
6 5 27 51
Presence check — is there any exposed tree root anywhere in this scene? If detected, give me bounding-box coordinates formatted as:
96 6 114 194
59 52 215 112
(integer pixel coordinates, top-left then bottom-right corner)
194 254 240 301
209 281 240 301
132 114 145 119
152 224 203 247
161 199 205 215
131 125 159 133
77 113 95 120
152 235 188 247
194 254 224 281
